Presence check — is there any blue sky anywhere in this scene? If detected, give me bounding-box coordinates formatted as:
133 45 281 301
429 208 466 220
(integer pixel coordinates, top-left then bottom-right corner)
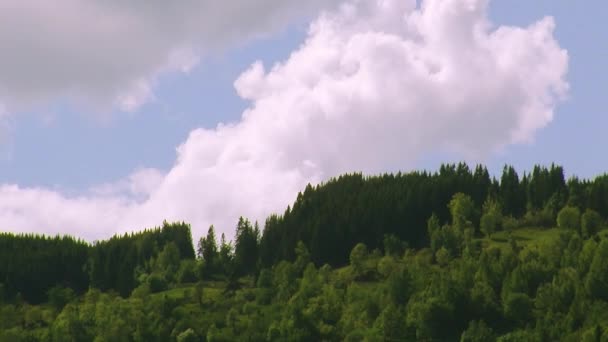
0 26 306 190
3 0 605 192
0 0 603 240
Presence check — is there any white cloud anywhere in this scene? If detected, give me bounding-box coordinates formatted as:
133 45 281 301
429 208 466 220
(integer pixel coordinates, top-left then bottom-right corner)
0 0 568 242
0 0 342 114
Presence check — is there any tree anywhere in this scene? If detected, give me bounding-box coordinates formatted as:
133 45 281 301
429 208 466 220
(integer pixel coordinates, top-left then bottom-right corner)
156 242 181 282
586 240 608 301
557 206 580 230
407 296 454 340
198 225 219 274
233 217 260 276
460 320 495 342
177 260 198 283
294 241 311 275
376 304 406 340
448 193 476 231
350 243 368 279
503 293 533 325
582 209 602 238
387 267 412 306
500 165 526 217
48 286 75 311
383 234 406 257
480 198 502 238
148 273 168 293
435 247 451 266
427 214 441 244
470 281 500 320
219 233 234 275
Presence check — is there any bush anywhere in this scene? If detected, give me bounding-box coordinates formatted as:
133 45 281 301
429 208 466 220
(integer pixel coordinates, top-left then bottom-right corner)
502 216 521 231
435 247 451 266
178 260 199 284
350 243 368 279
47 286 75 311
522 210 554 228
557 206 581 230
460 320 495 342
503 293 533 324
582 209 602 238
148 273 168 293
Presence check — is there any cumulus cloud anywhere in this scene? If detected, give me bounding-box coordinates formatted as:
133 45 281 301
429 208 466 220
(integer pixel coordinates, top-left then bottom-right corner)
0 0 342 113
0 0 568 242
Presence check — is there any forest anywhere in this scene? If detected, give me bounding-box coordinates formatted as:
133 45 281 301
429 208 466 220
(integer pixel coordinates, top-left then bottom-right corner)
2 163 608 341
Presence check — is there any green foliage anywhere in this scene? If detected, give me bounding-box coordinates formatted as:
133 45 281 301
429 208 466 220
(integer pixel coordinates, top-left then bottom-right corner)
218 233 234 276
349 243 368 279
436 246 451 266
500 165 526 218
176 328 198 342
148 273 168 293
407 295 454 340
197 225 219 275
156 242 181 282
47 286 75 311
0 234 88 304
481 197 502 238
502 216 521 231
449 192 476 231
233 217 260 277
375 304 407 340
558 206 581 230
460 320 495 342
582 209 603 238
294 241 311 275
258 163 608 269
429 223 463 257
177 260 198 283
89 221 195 296
4 164 608 341
586 240 608 301
387 267 412 306
2 223 608 341
383 234 406 257
503 292 533 325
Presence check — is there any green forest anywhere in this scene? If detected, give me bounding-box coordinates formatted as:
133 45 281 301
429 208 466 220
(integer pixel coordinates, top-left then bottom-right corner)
3 163 608 341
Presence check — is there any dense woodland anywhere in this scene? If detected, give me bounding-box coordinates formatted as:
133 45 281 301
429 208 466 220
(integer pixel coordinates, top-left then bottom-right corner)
2 163 608 341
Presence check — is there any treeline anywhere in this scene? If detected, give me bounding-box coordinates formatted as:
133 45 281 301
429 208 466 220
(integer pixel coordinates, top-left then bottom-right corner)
2 207 608 340
0 221 195 304
3 163 608 306
88 221 195 297
0 234 89 304
2 163 608 340
259 163 608 267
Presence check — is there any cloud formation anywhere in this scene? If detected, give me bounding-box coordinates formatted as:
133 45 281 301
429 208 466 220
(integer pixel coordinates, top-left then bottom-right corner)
0 0 342 113
0 0 568 242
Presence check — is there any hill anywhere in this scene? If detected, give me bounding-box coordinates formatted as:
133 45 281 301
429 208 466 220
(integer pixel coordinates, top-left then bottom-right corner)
2 163 608 340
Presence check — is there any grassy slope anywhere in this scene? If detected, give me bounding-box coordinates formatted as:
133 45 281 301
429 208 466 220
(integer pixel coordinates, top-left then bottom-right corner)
481 227 567 252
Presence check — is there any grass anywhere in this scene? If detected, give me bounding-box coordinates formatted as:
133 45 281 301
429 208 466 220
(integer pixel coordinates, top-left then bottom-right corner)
481 227 566 252
483 226 608 253
153 281 225 301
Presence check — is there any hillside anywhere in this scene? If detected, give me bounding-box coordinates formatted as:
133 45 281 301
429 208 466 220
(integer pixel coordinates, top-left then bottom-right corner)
2 163 608 341
2 225 608 341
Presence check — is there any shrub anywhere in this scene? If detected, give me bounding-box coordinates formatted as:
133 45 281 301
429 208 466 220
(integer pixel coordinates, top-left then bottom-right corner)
557 206 581 230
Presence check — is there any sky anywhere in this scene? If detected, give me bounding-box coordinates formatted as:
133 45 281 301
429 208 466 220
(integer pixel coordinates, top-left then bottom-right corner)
0 0 605 242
